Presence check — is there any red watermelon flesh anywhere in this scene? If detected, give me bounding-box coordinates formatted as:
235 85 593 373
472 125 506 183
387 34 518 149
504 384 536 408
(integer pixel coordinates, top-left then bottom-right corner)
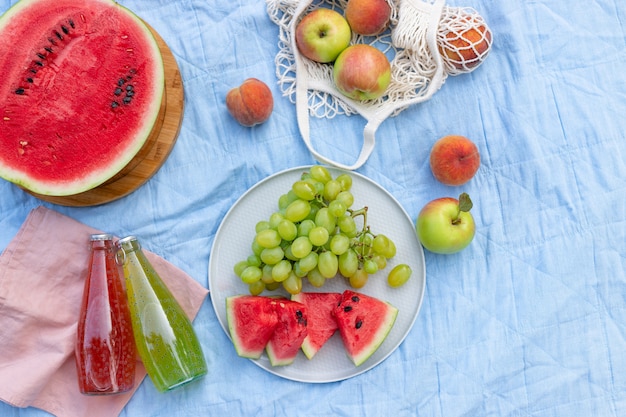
226 295 280 359
333 290 398 366
0 0 164 196
291 292 342 359
266 299 308 366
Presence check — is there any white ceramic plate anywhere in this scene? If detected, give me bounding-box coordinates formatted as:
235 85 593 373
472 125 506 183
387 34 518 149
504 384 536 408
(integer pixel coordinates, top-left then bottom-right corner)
208 166 425 383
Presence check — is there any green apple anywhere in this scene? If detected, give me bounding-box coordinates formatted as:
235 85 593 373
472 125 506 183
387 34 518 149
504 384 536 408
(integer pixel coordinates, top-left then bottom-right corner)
416 193 475 254
295 8 351 64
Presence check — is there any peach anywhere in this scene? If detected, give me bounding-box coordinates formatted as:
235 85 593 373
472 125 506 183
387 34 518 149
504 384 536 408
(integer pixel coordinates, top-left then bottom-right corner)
438 16 492 71
429 135 480 186
225 78 274 127
345 0 391 36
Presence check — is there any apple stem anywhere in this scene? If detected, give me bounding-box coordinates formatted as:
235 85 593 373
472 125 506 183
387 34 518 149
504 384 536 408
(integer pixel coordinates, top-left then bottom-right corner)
453 193 473 225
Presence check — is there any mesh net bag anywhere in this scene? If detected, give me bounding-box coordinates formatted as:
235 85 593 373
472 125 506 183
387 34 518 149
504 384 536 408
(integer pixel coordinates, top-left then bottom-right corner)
266 0 491 170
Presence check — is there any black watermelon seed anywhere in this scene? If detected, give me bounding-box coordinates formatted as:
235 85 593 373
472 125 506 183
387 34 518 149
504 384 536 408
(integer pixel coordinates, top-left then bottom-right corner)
114 88 122 96
126 85 133 91
44 47 53 53
69 19 75 28
30 69 37 74
344 306 353 312
126 91 134 97
61 25 69 35
351 296 360 302
355 320 363 329
123 96 131 104
36 53 45 60
34 61 43 67
296 310 303 318
111 101 119 108
26 77 33 83
118 78 125 86
15 88 25 95
54 30 63 40
48 37 56 45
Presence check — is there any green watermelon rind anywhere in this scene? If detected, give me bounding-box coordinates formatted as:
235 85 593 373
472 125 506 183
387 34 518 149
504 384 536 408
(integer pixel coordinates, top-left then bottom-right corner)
0 0 165 196
350 302 398 367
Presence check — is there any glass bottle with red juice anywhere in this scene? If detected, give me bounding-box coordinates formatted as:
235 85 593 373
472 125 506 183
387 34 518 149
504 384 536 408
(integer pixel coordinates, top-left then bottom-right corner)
75 233 136 395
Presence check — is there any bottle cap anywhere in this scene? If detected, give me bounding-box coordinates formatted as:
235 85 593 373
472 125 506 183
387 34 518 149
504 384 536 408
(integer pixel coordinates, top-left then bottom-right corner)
90 233 114 241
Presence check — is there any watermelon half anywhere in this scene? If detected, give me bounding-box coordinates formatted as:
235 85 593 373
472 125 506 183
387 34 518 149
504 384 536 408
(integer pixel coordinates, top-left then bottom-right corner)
0 0 165 196
333 290 398 366
226 295 280 359
291 292 342 359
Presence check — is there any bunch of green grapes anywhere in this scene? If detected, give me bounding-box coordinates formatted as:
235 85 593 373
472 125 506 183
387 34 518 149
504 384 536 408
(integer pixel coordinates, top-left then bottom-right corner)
234 166 412 295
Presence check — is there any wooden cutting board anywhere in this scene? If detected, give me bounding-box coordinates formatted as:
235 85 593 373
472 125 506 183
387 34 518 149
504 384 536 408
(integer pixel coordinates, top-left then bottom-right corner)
27 25 184 207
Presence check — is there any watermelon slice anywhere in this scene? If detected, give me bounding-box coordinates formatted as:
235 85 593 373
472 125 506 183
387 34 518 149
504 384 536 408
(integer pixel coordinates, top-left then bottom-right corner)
266 299 308 366
226 295 279 359
333 290 398 366
0 0 165 196
291 292 342 359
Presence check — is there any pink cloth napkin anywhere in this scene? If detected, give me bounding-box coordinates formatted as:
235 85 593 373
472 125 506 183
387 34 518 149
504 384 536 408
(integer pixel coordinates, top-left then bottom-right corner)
0 206 209 417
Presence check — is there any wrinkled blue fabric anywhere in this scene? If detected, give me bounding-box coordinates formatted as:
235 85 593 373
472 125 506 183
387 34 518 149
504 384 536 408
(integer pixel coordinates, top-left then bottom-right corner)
1 0 625 416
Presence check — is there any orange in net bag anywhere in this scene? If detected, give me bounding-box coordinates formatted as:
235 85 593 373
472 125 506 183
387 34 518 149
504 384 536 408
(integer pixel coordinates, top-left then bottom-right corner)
266 0 492 170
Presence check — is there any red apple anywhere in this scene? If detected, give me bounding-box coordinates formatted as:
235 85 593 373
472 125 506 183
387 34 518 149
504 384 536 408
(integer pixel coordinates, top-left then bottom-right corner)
295 8 352 63
345 0 391 36
416 193 475 254
333 44 391 101
429 135 480 186
225 78 274 127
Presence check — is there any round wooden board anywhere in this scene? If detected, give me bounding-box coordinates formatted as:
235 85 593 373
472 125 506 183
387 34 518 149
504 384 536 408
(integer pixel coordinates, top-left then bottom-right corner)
28 26 183 207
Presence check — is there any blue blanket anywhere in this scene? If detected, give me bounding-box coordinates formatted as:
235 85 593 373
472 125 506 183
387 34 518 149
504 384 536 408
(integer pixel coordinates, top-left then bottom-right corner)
1 0 625 416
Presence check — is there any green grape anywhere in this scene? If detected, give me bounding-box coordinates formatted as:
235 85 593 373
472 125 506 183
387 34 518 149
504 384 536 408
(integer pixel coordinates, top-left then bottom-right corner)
309 226 330 247
248 280 265 295
298 219 316 237
293 261 308 278
310 165 332 183
338 248 359 277
285 199 311 222
260 246 284 265
386 238 397 258
372 234 391 255
372 254 387 270
312 180 325 195
256 228 281 248
246 254 262 267
255 220 271 233
241 266 262 284
315 207 336 233
328 199 347 217
318 251 338 278
283 272 303 295
291 236 313 258
298 251 318 273
251 239 264 256
330 233 350 255
292 180 317 200
307 267 326 287
266 282 281 291
271 259 292 282
283 243 297 261
336 173 352 191
387 264 412 287
323 179 342 201
261 264 275 284
269 212 284 228
349 268 368 288
363 259 379 274
278 193 291 210
277 219 298 241
234 260 248 277
335 191 354 208
337 214 357 237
